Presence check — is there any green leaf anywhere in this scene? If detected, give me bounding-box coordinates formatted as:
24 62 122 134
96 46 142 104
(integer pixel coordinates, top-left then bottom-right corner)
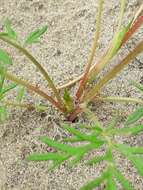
80 171 107 190
39 136 83 155
68 153 84 167
105 169 117 190
35 104 48 112
115 144 143 154
63 89 72 102
107 116 119 131
63 136 82 143
4 19 17 40
39 136 102 162
0 67 6 93
125 107 143 125
2 83 17 94
26 153 68 162
0 49 12 65
118 0 127 27
78 124 103 135
24 26 48 45
113 168 133 190
0 106 7 122
63 89 74 112
106 178 117 190
109 22 131 58
62 124 104 144
109 124 143 136
115 144 143 176
128 155 143 176
87 154 107 165
48 160 65 171
16 86 25 102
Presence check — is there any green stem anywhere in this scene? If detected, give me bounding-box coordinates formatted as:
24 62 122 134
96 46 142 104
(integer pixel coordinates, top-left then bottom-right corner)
97 96 143 105
0 35 63 106
82 40 143 103
2 71 65 113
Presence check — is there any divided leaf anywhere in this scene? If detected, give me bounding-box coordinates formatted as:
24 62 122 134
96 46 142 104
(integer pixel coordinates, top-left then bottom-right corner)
62 124 104 144
27 95 143 190
24 26 48 45
27 124 104 169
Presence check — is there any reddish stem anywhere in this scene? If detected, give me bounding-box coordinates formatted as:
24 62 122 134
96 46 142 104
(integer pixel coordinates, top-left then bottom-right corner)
122 15 143 45
67 106 82 122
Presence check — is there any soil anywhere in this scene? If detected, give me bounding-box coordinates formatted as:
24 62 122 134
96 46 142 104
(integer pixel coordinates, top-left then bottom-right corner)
0 0 143 190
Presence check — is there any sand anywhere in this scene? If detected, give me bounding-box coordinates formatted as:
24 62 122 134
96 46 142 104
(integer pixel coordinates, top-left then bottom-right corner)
0 0 143 189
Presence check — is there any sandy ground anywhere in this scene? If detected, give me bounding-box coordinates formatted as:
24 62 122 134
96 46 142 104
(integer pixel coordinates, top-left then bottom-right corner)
0 0 143 189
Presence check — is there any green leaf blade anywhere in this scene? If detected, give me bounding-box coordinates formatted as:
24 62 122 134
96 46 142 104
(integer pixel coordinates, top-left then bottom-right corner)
0 106 7 122
26 153 68 161
16 86 25 102
115 144 143 155
113 168 133 190
63 89 74 112
4 19 17 40
128 155 143 176
87 155 106 165
115 144 143 176
80 172 107 190
130 80 143 92
2 83 17 94
105 171 117 190
110 124 143 136
125 107 143 125
39 136 80 155
0 49 12 66
24 26 48 45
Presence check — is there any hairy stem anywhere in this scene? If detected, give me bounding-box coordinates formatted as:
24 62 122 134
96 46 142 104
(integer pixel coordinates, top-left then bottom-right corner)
97 96 143 105
2 100 35 109
122 15 143 45
2 71 65 112
57 4 143 91
0 35 63 106
88 0 126 83
2 100 50 111
82 40 143 103
118 0 126 29
76 0 104 100
132 4 143 23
